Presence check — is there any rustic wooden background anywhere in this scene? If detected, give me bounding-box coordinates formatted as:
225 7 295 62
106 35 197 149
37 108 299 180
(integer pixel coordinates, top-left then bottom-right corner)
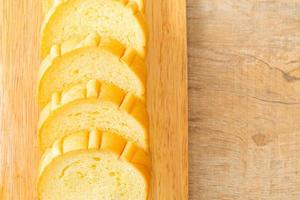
189 0 300 199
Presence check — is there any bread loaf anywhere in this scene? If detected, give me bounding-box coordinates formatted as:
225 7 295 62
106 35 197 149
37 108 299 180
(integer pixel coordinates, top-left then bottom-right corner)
43 0 145 14
38 130 150 200
41 0 147 58
38 79 148 152
38 33 146 108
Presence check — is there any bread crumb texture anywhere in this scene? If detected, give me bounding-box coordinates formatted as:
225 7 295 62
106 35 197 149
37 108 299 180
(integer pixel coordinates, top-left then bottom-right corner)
38 32 147 108
38 79 149 151
41 0 147 58
43 0 145 14
38 130 150 200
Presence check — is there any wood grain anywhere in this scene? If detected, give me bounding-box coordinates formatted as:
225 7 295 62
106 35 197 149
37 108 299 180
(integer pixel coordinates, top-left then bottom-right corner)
146 0 188 199
1 0 42 199
0 0 188 199
188 0 300 199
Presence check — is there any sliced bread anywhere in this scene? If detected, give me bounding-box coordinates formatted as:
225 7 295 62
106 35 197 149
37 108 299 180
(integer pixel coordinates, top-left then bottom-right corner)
41 0 147 58
38 130 150 200
38 33 147 108
38 79 148 152
43 0 145 14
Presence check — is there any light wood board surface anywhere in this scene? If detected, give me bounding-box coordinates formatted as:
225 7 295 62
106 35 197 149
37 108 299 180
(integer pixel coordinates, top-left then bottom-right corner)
146 1 188 200
0 0 188 199
1 1 42 199
189 0 300 199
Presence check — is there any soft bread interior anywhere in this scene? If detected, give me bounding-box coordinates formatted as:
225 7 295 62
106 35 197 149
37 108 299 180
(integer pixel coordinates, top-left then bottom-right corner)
39 151 147 200
38 34 146 108
41 0 147 58
38 80 148 151
43 0 145 14
38 131 149 200
40 100 146 151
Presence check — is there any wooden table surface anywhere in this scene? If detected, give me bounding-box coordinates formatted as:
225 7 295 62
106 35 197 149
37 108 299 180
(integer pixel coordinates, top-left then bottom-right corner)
188 0 300 199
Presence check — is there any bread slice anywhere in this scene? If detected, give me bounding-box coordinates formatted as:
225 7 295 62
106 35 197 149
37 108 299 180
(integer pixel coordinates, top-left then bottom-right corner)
43 0 145 14
41 0 147 59
38 130 150 200
38 79 148 152
38 33 147 108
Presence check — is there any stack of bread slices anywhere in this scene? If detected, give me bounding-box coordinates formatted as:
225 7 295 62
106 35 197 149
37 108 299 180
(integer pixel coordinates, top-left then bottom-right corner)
37 0 150 199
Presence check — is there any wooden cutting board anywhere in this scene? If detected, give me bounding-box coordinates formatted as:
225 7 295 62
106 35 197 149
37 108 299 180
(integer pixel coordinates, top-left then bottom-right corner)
189 0 300 199
0 0 188 199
